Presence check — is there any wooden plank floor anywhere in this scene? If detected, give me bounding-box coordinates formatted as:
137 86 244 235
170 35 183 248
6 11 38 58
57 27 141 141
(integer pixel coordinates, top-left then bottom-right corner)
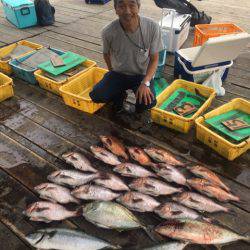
0 0 249 249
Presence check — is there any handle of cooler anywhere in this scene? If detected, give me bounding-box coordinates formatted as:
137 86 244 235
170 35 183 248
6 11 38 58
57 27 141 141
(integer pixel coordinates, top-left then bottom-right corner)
20 7 30 16
177 57 233 75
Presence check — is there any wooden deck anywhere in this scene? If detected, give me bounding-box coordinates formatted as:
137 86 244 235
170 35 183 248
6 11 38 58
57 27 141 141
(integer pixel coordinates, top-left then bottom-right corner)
0 0 249 249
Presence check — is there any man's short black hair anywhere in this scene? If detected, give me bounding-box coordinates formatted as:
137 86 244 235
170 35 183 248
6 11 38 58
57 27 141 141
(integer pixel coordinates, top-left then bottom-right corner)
114 0 140 8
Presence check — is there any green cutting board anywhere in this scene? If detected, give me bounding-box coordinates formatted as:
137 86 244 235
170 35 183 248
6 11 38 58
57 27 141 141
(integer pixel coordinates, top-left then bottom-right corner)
205 110 250 143
160 88 206 118
153 78 169 97
38 52 87 76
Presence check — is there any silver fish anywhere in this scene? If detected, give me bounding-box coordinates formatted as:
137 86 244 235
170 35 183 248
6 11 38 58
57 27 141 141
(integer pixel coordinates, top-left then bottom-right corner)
24 201 79 223
26 228 119 250
71 185 120 201
94 173 129 191
172 192 230 213
47 170 99 187
90 146 121 165
62 152 97 173
144 148 185 166
129 177 182 196
34 183 80 204
143 241 188 250
155 219 249 245
116 191 160 212
82 201 143 230
153 163 187 186
154 202 205 220
114 163 157 178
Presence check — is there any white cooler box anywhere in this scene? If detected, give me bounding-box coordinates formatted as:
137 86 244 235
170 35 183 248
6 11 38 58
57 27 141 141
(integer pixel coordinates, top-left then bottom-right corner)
174 33 250 83
160 9 191 52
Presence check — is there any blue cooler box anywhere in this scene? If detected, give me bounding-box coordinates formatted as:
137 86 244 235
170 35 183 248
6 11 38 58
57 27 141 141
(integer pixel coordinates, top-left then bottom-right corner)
1 0 37 29
174 33 250 83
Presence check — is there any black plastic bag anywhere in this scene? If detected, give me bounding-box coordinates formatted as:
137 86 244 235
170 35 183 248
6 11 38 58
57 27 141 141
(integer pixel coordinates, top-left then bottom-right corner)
34 0 55 26
153 0 212 26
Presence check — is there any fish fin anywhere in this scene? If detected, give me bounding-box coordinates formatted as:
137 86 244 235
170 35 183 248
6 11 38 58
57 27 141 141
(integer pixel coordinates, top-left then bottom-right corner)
98 172 111 180
132 198 143 203
143 225 161 242
45 187 56 191
189 197 200 204
106 138 112 146
36 207 50 213
144 183 155 189
126 167 132 173
74 207 83 217
60 174 73 180
39 195 56 203
227 209 237 217
47 230 57 239
171 210 183 216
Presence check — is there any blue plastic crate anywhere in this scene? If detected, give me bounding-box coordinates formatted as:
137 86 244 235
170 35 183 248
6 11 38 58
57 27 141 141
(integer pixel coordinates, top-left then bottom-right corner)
1 0 37 29
155 50 167 79
10 48 65 85
85 0 111 4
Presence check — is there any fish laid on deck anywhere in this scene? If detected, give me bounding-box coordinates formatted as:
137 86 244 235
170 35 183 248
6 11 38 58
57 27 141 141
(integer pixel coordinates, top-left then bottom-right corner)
94 172 129 191
47 170 99 188
188 165 230 192
172 192 230 213
155 219 249 245
129 177 182 196
187 178 240 202
128 147 156 167
26 228 119 250
114 163 157 178
62 152 97 173
144 148 185 166
90 146 121 165
100 135 129 160
24 201 80 223
71 184 120 201
117 191 160 212
34 183 80 204
152 163 188 186
154 202 208 221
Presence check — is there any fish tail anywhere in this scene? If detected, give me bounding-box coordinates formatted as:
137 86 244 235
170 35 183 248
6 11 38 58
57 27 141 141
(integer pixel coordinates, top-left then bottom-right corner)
142 225 161 243
74 206 83 217
110 245 122 249
227 208 237 217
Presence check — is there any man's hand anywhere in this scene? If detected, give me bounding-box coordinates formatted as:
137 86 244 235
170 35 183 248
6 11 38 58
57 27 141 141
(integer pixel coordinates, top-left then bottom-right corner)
136 83 154 106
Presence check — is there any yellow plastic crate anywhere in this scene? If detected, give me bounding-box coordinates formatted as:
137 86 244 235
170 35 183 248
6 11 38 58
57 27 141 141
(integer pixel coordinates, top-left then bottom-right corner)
151 79 216 133
59 67 108 114
0 40 43 75
0 72 14 102
195 98 250 160
35 59 97 95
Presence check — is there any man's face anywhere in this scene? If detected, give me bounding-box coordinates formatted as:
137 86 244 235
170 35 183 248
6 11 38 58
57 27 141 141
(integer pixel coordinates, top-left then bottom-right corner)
115 0 140 23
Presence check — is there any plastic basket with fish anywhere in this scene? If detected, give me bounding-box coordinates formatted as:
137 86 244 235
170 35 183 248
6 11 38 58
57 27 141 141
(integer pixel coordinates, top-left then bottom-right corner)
35 59 96 95
0 40 43 75
151 79 216 133
59 67 108 114
195 98 250 160
9 48 65 85
0 72 14 102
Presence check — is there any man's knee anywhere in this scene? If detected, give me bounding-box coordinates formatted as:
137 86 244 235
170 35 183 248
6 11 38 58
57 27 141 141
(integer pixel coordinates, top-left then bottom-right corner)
89 88 107 103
